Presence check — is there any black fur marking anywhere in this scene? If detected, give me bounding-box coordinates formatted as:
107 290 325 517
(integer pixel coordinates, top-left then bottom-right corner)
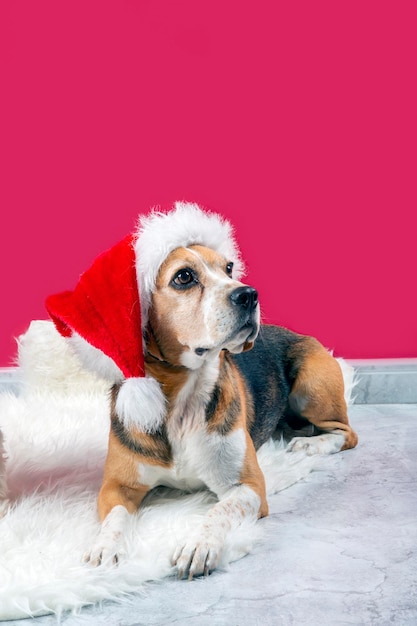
218 395 241 436
231 324 306 449
205 382 241 436
111 414 172 465
205 384 221 423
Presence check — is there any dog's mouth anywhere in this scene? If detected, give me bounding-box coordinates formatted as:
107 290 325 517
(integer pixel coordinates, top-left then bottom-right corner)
235 316 259 343
194 315 259 358
237 317 258 341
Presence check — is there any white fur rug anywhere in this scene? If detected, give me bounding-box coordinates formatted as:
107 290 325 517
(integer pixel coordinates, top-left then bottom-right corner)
0 321 354 621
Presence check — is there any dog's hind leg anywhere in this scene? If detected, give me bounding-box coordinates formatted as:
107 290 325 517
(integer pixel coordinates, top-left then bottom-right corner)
286 337 358 455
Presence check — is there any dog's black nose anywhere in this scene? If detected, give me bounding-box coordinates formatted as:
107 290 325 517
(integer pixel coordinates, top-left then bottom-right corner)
230 286 258 310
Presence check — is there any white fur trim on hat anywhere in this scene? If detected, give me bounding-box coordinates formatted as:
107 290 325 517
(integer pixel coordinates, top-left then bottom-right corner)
134 201 244 328
115 376 166 433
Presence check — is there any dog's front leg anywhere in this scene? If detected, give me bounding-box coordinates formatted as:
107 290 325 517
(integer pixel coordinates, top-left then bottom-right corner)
173 433 268 580
84 478 150 567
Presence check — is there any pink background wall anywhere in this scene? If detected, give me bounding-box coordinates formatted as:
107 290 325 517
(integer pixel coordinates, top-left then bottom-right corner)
1 1 416 366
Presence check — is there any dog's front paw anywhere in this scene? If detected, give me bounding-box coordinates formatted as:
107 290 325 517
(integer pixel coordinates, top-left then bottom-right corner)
172 533 223 580
82 543 120 567
83 505 128 567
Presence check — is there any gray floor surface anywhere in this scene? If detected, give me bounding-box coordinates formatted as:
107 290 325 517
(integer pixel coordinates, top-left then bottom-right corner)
4 403 416 626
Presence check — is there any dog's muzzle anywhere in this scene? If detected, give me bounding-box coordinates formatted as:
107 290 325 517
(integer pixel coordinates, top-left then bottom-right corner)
229 286 259 341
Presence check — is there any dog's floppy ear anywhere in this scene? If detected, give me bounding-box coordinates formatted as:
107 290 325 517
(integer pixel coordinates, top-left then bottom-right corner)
144 325 165 362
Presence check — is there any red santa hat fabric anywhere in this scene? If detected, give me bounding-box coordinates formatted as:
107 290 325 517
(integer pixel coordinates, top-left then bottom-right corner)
46 234 143 380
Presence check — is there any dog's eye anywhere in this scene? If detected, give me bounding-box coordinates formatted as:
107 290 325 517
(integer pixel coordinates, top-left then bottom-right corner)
226 262 234 277
172 268 196 288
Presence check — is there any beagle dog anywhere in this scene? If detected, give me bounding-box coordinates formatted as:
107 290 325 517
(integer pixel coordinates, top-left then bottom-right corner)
46 202 358 580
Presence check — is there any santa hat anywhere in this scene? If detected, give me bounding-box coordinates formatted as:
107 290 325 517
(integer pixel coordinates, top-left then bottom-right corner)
45 202 243 433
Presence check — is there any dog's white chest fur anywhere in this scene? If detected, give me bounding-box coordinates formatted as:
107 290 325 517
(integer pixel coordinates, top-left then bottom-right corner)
138 359 247 495
138 427 246 494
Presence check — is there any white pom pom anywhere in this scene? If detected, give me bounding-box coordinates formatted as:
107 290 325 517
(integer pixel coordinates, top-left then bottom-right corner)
115 377 166 433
